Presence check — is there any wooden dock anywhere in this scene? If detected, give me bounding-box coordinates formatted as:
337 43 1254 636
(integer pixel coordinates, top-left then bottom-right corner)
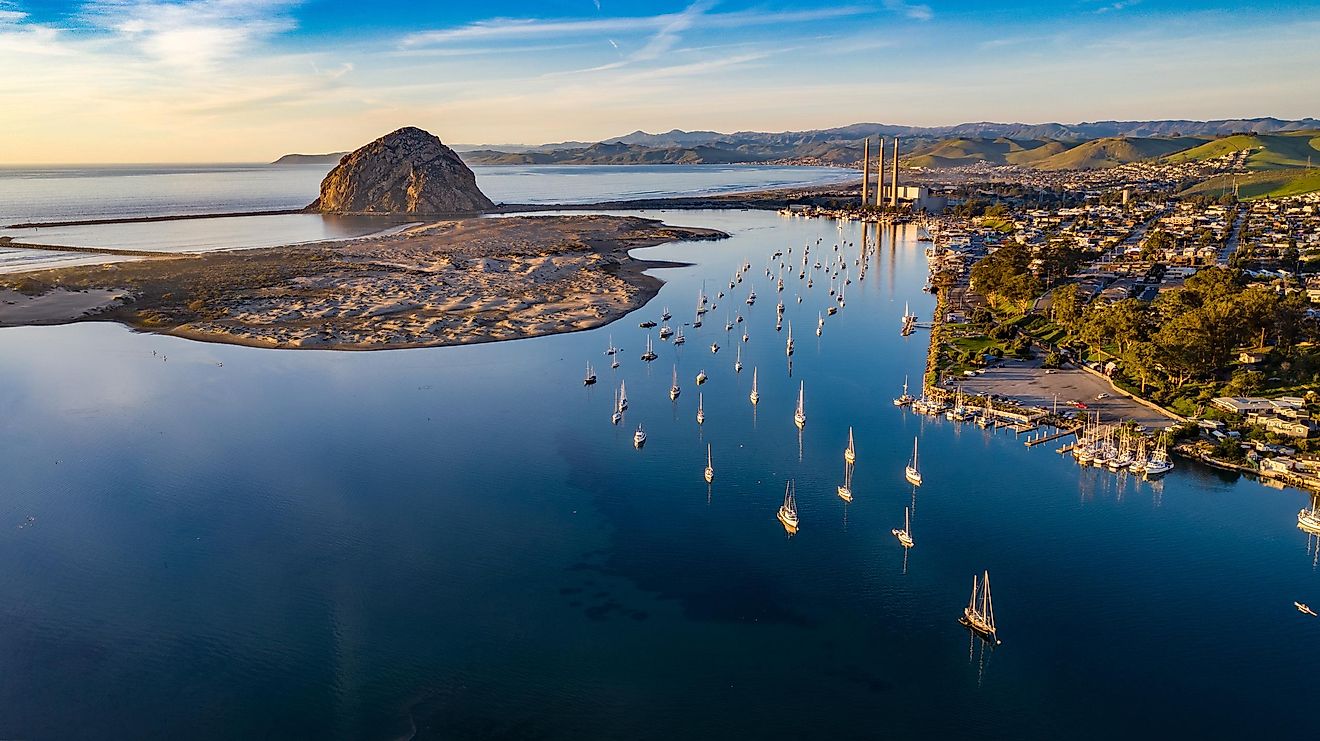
1024 426 1083 448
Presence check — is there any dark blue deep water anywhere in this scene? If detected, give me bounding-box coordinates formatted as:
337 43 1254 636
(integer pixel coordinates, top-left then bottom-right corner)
0 210 1316 740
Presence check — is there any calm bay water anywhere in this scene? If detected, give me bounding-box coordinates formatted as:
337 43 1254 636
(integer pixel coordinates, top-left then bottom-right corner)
0 198 1316 736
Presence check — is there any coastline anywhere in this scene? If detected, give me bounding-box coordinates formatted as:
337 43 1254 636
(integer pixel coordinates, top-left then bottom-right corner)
0 215 727 351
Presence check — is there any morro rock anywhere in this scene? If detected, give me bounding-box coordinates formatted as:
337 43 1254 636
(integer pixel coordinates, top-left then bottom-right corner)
308 126 495 215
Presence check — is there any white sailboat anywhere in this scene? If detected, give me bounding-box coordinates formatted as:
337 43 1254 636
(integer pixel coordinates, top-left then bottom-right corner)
659 323 673 339
905 437 923 486
696 369 707 385
794 381 807 429
1144 443 1174 475
704 444 714 483
785 321 794 356
750 367 760 405
960 571 1002 645
696 393 705 424
611 388 622 425
892 376 914 406
892 506 914 548
641 336 657 361
669 366 681 400
837 460 853 502
1298 501 1320 535
777 480 799 533
673 327 685 346
710 342 720 354
816 312 823 337
734 345 743 373
618 380 628 411
845 427 856 464
633 424 647 448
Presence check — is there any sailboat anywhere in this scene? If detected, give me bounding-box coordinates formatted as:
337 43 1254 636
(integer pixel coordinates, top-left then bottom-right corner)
725 313 734 332
793 381 807 429
618 380 629 411
1144 443 1174 475
710 342 720 354
673 327 686 346
1297 602 1318 617
742 326 749 343
669 366 681 400
837 461 853 502
604 335 617 356
777 480 799 533
892 506 914 548
704 444 714 483
611 388 622 425
785 321 794 356
633 424 647 448
960 571 1002 645
749 367 760 405
816 312 823 337
892 376 914 406
696 393 705 424
696 369 708 385
734 345 743 373
661 306 671 321
611 353 619 369
583 363 597 386
746 284 756 305
845 427 856 464
905 437 923 486
659 323 673 339
1298 502 1320 535
641 336 657 361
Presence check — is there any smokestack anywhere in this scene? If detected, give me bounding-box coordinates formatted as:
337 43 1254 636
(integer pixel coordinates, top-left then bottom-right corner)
861 138 870 206
876 137 885 209
890 137 900 209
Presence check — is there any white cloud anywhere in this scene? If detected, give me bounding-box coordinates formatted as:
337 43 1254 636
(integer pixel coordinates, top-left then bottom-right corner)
79 0 303 69
883 0 933 22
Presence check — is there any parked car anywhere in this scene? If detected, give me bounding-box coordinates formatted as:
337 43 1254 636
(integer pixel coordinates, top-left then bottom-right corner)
1096 393 1111 400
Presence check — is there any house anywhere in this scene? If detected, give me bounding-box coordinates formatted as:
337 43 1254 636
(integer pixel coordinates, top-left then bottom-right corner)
1260 457 1297 474
1238 350 1269 365
1212 397 1279 415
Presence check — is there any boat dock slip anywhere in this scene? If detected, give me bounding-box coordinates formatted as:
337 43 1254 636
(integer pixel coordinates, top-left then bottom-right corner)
1025 426 1083 447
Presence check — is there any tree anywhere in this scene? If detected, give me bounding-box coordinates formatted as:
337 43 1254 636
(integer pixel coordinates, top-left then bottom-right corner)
1051 283 1082 328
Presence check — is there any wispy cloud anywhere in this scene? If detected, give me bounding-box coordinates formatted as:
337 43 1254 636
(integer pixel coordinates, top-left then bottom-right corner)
79 0 303 69
1095 0 1141 13
883 0 933 22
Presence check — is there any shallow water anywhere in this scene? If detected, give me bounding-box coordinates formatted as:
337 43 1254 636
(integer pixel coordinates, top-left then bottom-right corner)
0 210 1315 740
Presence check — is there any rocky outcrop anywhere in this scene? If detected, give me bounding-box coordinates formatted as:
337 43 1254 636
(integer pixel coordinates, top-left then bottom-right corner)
308 127 494 215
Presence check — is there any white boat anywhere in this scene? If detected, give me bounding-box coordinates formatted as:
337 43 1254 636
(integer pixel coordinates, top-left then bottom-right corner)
604 335 617 355
892 506 914 548
711 342 720 354
673 328 686 346
583 363 597 386
746 286 756 305
892 376 914 407
734 345 743 373
785 321 794 356
905 437 923 486
618 380 628 411
816 312 824 337
661 306 671 321
837 458 854 502
641 336 657 362
794 381 807 429
611 388 622 425
669 367 681 400
960 571 1002 645
696 369 708 385
633 424 647 448
777 480 799 533
693 314 702 328
704 444 714 483
659 324 673 339
1144 444 1174 475
697 393 705 424
845 427 856 464
1298 503 1320 535
1297 602 1318 617
742 328 749 343
750 367 760 405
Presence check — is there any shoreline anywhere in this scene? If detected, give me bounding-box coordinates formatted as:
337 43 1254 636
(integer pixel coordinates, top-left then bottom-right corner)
0 215 726 351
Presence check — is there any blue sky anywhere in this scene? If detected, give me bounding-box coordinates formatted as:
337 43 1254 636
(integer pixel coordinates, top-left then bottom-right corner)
2 0 1317 162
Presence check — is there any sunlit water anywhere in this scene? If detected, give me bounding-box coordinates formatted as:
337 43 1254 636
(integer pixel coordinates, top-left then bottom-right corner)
0 208 1316 739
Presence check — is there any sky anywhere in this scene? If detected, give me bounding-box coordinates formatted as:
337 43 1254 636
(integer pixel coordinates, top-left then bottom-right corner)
1 0 1318 163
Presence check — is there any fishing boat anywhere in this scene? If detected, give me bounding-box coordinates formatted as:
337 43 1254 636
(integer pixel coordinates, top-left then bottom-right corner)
704 444 714 483
794 381 807 429
1298 503 1320 535
734 345 743 373
659 324 673 339
669 367 681 400
785 321 794 357
1296 602 1318 617
696 393 705 424
777 480 799 533
696 369 708 385
583 363 597 386
673 328 686 346
960 571 1001 645
641 336 657 361
845 427 856 464
633 424 647 448
1144 444 1174 475
905 437 923 486
892 506 914 548
750 367 760 405
892 376 914 407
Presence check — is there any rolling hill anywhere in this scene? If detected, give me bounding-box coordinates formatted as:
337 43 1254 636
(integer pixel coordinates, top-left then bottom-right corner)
1180 169 1320 200
1030 136 1209 170
1163 131 1320 170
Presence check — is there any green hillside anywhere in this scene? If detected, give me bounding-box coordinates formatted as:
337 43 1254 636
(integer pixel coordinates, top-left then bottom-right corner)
1181 168 1320 200
1164 131 1320 170
1033 136 1207 170
905 137 1059 168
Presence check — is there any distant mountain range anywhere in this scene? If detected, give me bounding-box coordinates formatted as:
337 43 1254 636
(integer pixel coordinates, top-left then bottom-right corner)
273 118 1320 173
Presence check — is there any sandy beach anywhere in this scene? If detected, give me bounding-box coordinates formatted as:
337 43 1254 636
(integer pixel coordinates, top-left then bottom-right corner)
0 215 725 350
